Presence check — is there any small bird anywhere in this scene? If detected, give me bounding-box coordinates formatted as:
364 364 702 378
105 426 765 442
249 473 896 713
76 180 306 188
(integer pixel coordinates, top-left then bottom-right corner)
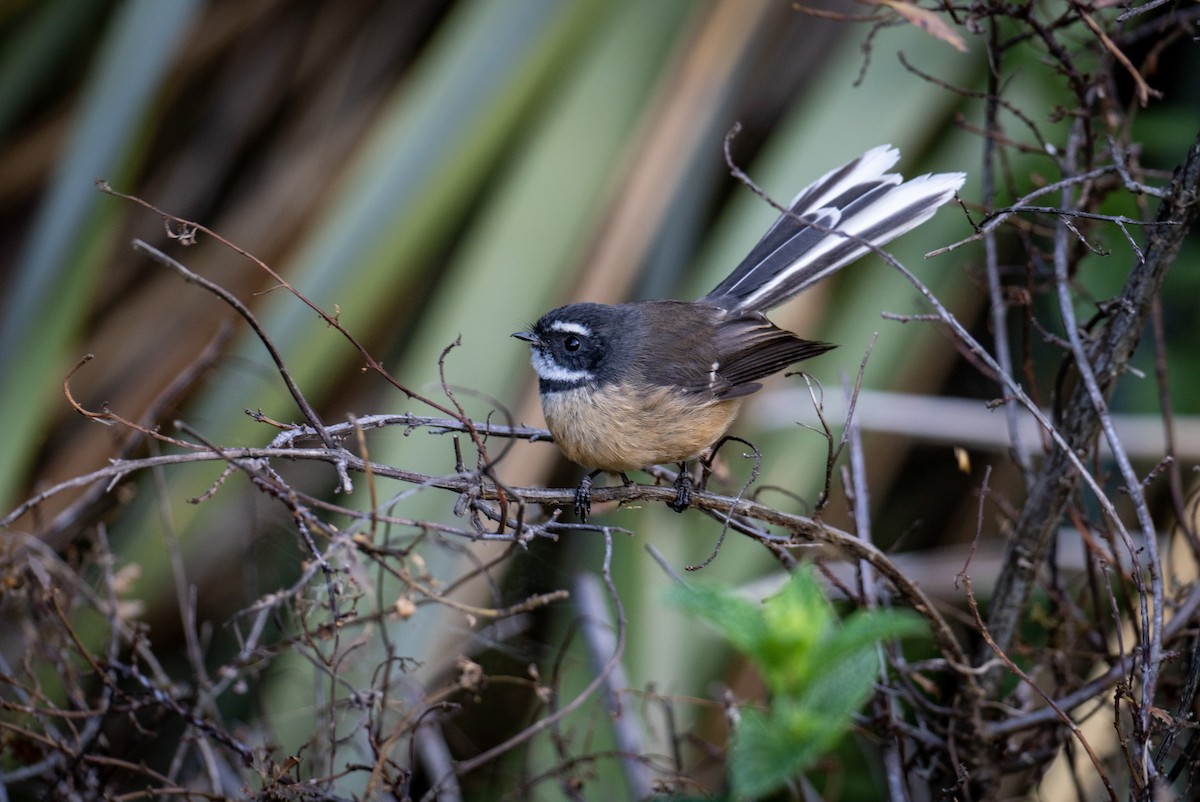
514 145 964 519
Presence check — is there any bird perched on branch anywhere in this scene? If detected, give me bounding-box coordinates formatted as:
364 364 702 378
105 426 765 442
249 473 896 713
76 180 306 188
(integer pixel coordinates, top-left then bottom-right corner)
514 145 964 520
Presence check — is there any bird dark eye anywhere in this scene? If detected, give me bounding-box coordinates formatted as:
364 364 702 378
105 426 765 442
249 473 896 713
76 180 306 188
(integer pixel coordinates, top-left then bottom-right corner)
563 335 581 352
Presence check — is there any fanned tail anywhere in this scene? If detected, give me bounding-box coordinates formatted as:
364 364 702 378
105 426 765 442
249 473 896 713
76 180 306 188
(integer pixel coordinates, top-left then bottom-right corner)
703 145 965 313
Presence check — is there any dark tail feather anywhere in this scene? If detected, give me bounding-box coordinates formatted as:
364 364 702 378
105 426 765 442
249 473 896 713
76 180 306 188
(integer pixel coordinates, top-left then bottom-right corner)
703 145 965 313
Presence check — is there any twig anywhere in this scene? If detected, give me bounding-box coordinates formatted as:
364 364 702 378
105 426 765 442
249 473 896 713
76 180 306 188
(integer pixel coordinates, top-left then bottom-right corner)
420 529 629 800
686 435 762 571
574 572 654 799
963 577 1117 801
99 182 502 484
980 31 1032 477
1050 147 1163 782
1074 3 1161 107
928 202 1174 258
131 240 341 461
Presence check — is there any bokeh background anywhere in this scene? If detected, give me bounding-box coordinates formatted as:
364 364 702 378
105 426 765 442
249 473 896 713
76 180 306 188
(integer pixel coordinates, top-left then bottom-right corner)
2 0 1198 799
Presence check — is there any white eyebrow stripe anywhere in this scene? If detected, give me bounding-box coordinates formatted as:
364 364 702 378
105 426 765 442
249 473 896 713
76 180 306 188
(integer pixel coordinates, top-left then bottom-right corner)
546 320 592 337
530 350 593 384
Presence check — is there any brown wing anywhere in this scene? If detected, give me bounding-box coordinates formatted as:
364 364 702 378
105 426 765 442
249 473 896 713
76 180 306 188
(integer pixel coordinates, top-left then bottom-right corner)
630 301 833 400
711 313 834 399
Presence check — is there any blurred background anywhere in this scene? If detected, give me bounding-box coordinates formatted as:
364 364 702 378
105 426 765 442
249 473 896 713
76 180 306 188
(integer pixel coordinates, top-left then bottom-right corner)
2 0 1198 799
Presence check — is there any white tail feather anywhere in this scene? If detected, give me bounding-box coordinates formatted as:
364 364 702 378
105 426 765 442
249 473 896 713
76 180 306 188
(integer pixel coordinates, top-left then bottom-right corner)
705 147 965 313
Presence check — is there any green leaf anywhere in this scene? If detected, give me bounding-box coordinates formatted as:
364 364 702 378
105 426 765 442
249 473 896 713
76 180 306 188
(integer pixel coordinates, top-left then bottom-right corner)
729 703 836 800
761 564 834 647
665 582 767 656
753 567 834 689
797 646 878 723
729 656 879 800
823 608 926 660
672 567 930 798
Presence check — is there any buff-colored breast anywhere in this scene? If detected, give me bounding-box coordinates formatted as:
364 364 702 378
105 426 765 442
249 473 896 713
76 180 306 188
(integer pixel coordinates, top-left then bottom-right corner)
540 383 742 472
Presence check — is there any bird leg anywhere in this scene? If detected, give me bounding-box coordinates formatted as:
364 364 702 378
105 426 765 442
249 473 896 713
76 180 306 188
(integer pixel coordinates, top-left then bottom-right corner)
669 462 693 513
574 471 636 521
574 470 602 521
580 469 692 518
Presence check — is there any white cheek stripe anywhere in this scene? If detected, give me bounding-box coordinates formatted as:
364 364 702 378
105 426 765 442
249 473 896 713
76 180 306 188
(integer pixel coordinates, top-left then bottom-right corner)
546 320 592 337
531 350 593 384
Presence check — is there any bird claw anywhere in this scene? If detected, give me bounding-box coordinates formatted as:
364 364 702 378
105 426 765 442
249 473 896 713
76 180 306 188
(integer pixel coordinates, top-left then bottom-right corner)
576 469 691 518
574 474 593 521
669 468 693 513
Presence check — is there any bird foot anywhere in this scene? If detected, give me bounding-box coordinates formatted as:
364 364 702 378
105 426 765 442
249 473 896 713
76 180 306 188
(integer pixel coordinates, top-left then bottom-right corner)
574 474 594 521
669 466 693 513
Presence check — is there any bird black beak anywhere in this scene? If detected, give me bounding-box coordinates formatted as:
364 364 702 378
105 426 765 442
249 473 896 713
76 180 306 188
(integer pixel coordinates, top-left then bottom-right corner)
511 330 539 344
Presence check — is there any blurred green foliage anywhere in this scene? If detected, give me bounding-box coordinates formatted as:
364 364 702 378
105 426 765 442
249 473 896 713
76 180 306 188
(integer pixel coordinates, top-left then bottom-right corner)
669 567 924 799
